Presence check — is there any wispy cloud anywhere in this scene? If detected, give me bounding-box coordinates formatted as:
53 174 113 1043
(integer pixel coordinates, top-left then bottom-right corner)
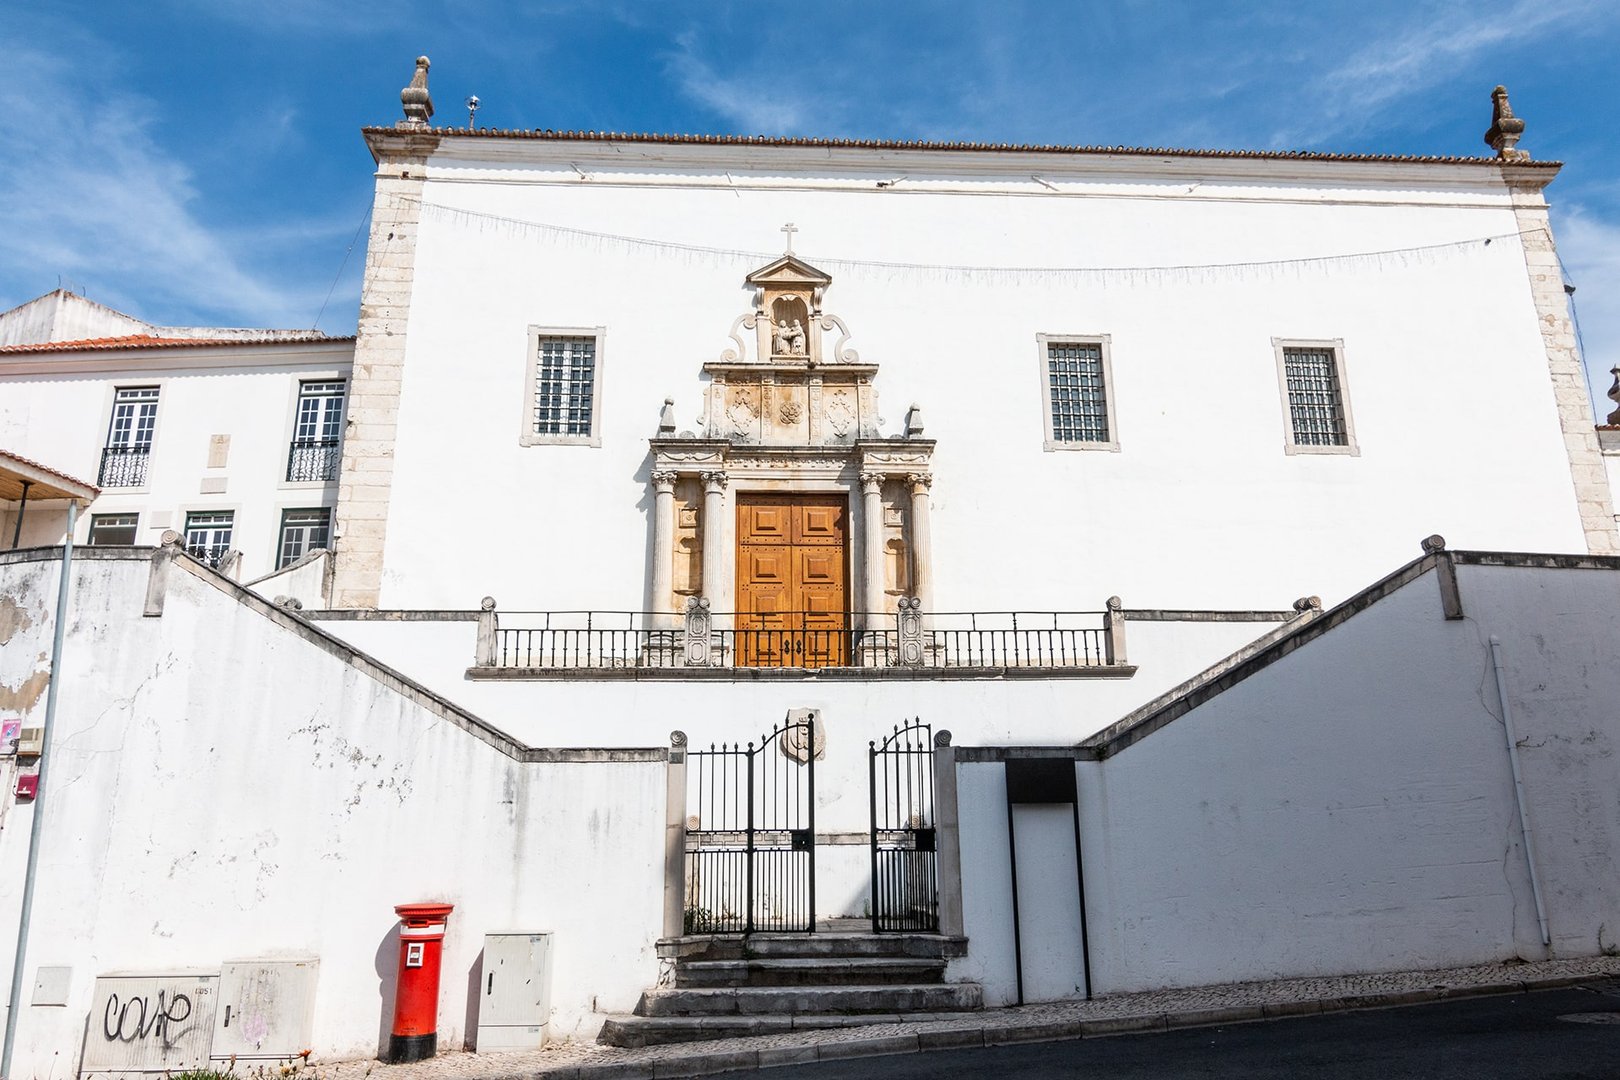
1556 206 1620 410
660 33 815 134
0 36 342 329
1271 0 1603 146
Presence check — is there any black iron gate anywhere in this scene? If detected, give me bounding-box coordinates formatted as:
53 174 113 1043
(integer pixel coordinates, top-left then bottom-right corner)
684 716 816 934
869 719 939 932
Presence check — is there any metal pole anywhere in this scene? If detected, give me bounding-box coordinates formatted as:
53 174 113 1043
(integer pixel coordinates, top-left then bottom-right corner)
2 500 77 1079
8 482 29 550
1489 637 1551 947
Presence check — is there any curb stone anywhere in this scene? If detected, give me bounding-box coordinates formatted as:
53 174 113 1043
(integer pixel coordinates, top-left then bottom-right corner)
558 969 1614 1078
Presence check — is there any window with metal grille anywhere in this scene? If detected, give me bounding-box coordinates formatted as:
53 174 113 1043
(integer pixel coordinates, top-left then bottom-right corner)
522 328 604 445
87 513 139 546
100 386 160 487
1038 335 1118 451
534 336 595 435
1275 340 1358 454
277 508 332 569
184 510 234 568
287 380 346 481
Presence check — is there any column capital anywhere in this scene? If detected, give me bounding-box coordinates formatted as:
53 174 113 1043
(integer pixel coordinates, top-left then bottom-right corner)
651 470 678 491
906 472 933 491
859 471 886 493
701 470 729 493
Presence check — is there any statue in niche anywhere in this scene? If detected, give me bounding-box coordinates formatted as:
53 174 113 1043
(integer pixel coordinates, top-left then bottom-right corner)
773 318 806 357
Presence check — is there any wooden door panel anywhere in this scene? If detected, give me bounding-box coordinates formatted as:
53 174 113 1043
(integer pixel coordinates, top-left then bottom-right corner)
796 502 845 544
799 551 841 585
741 501 792 543
744 550 790 586
737 495 848 667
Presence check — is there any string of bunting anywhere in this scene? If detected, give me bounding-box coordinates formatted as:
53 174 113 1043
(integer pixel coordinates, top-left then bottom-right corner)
415 199 1537 287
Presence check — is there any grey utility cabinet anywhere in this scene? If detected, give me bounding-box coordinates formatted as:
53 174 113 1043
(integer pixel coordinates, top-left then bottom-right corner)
476 933 553 1050
210 958 320 1059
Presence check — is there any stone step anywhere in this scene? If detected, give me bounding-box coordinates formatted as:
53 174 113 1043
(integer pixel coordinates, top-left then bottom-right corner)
635 982 984 1017
598 1010 985 1049
676 956 947 987
661 933 966 963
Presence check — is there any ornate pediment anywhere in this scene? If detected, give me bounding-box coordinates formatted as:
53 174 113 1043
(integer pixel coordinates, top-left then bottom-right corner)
681 244 885 447
744 254 833 290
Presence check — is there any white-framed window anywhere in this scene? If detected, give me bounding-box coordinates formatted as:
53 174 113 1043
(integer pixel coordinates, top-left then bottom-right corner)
1273 338 1359 455
521 327 604 446
87 513 139 546
183 510 235 568
287 380 346 481
277 507 332 569
1038 334 1118 451
100 386 160 487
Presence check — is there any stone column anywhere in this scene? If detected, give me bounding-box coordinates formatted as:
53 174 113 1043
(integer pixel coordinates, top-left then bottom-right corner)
663 730 689 940
650 471 677 621
475 596 498 666
700 471 729 612
906 473 934 616
933 730 964 938
860 472 886 630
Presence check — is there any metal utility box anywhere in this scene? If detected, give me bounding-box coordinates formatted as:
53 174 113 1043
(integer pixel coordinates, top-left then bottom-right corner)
210 958 320 1060
82 973 220 1073
475 933 553 1051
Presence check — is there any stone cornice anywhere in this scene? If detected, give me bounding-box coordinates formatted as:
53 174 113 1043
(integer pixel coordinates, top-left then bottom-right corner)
388 134 1560 199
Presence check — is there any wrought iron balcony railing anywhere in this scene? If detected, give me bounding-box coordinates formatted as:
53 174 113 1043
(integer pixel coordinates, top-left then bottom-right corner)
97 445 151 488
286 438 342 482
476 599 1122 672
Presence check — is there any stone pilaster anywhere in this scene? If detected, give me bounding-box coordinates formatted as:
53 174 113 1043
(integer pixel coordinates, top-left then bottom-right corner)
1508 176 1619 555
330 147 433 607
650 471 677 618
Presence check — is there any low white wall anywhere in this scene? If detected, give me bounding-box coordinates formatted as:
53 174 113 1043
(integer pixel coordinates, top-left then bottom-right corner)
954 558 1620 1005
0 553 666 1076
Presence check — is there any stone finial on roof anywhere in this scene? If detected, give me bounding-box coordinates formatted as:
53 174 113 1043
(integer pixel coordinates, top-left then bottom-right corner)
1606 365 1619 425
1484 85 1528 161
400 56 434 128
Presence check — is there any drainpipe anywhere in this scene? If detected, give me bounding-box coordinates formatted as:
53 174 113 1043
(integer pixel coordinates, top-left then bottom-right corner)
2 501 79 1078
8 481 29 550
1488 636 1551 948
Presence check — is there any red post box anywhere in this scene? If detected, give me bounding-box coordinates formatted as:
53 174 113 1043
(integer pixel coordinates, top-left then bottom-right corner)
385 902 455 1063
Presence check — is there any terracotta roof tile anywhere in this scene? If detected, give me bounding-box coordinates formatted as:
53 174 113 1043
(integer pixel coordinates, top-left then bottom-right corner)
363 126 1562 168
0 334 355 355
0 449 99 498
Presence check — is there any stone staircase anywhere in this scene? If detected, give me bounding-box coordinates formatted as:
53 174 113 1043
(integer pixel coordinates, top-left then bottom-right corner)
599 925 979 1047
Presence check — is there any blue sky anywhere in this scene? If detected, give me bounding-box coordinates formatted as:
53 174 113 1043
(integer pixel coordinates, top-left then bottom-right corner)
3 1 1617 409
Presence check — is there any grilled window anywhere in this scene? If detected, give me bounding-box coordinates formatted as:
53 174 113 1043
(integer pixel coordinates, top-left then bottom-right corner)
1039 335 1118 451
287 380 346 481
1275 340 1358 454
522 328 604 445
87 513 139 546
183 510 234 568
100 386 160 487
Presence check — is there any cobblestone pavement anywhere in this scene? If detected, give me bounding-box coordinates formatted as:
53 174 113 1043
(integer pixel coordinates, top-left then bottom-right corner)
309 955 1620 1080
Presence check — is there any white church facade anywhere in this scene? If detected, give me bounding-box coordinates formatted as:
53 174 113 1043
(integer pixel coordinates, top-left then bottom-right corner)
0 60 1618 1073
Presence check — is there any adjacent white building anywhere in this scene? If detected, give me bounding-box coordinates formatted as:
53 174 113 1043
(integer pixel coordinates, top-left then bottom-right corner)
0 290 354 581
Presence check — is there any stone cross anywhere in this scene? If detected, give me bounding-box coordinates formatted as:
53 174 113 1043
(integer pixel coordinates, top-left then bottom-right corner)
781 222 798 254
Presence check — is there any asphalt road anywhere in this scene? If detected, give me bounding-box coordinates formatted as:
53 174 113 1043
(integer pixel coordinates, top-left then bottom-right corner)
768 980 1620 1079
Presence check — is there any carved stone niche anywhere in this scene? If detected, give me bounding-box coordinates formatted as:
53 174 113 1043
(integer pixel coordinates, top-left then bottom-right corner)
698 254 878 448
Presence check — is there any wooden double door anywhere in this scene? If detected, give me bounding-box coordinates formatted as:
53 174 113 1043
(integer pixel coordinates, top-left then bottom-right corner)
736 494 849 667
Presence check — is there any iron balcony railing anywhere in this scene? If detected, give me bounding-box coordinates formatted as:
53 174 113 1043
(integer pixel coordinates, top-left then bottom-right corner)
286 438 342 482
97 445 151 488
481 601 1119 671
